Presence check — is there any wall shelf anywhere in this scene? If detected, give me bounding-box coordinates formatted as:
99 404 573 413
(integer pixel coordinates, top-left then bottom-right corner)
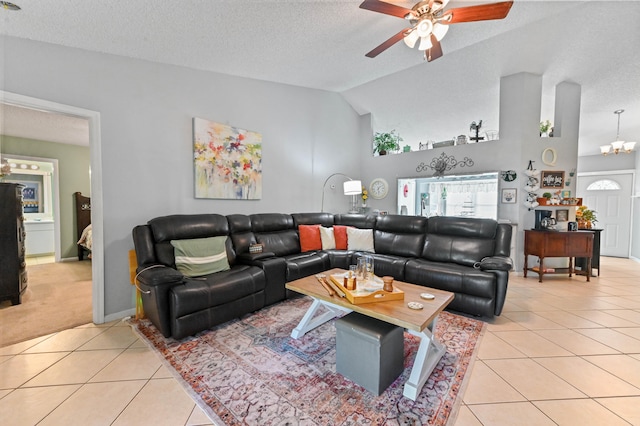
535 197 582 207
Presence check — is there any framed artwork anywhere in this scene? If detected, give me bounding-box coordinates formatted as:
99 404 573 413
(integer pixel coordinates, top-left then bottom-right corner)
556 209 569 222
193 118 262 199
561 190 571 199
541 170 565 188
501 188 517 204
8 180 41 213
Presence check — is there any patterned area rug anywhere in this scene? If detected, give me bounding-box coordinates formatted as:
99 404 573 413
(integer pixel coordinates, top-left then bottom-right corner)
130 296 485 425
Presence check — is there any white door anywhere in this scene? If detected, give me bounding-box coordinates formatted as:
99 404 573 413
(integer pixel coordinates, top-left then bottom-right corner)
576 172 633 258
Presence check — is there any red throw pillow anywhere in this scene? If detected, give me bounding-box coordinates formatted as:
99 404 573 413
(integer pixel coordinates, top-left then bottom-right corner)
299 225 322 252
333 225 350 250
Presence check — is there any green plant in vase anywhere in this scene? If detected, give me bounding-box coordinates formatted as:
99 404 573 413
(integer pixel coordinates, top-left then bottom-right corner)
373 130 402 155
576 205 597 228
540 192 552 205
540 120 552 136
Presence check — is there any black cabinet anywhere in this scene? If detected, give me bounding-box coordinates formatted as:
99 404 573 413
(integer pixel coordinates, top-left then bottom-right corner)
575 229 602 276
0 183 28 304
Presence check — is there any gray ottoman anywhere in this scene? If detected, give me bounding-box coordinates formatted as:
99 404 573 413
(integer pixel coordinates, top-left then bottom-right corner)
335 312 404 395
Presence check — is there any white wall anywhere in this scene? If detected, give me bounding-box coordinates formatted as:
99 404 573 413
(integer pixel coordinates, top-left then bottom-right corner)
2 36 363 318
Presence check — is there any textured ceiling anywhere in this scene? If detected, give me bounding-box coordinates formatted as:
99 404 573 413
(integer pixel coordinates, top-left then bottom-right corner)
1 0 639 156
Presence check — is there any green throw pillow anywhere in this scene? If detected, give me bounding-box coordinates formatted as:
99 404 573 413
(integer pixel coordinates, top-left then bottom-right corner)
170 236 230 277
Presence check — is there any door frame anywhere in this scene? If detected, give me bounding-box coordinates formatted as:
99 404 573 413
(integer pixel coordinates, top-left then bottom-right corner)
577 169 635 258
1 90 105 324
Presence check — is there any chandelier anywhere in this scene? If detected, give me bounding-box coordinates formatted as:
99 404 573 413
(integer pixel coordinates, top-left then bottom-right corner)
600 109 636 155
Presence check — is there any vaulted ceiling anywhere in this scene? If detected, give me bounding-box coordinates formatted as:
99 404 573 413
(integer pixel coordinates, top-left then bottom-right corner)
2 0 639 156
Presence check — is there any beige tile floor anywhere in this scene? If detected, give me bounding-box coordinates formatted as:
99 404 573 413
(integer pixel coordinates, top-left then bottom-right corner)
456 256 640 426
1 256 639 425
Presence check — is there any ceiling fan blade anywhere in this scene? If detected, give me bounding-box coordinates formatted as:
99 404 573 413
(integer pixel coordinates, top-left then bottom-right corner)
443 1 513 24
359 0 414 19
425 35 443 62
365 28 412 58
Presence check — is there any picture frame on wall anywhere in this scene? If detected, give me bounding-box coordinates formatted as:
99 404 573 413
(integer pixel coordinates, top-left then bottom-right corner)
561 190 571 199
8 180 41 213
192 118 263 200
501 188 517 204
541 170 565 188
556 209 569 222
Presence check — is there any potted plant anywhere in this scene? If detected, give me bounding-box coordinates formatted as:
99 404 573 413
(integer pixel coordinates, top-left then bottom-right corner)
540 120 552 137
576 206 597 229
537 192 552 206
373 130 402 155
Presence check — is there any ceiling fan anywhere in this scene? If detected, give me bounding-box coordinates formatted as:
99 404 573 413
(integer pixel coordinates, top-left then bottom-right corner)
360 0 514 62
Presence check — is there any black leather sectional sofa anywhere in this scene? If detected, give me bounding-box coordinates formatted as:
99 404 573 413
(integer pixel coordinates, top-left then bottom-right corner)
133 212 512 339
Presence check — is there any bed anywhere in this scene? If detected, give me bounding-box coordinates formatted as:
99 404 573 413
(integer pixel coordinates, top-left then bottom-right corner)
74 192 92 260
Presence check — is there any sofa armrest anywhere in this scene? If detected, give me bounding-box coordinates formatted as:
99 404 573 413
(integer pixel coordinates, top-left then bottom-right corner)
474 256 513 272
237 255 287 306
135 264 184 287
237 252 276 263
134 264 184 338
473 257 512 316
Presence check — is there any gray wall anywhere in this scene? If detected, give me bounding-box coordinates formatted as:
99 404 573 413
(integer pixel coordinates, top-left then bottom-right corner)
1 135 91 258
2 36 363 319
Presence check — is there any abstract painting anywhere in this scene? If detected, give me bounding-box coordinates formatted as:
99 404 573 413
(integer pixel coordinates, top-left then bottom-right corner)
193 118 262 199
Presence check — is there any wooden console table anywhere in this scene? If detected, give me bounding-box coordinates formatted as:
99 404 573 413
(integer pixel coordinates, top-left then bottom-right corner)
524 230 593 282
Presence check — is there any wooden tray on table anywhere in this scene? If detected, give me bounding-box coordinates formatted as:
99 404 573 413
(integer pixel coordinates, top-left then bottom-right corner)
329 272 404 305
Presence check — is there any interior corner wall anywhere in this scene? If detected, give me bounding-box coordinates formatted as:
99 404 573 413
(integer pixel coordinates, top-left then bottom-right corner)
0 135 90 258
498 73 580 272
2 36 363 319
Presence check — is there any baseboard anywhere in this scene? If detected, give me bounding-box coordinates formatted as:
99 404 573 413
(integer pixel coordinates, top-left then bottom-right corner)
103 308 136 324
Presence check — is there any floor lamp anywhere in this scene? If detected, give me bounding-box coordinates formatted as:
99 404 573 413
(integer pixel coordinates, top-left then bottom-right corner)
321 173 362 213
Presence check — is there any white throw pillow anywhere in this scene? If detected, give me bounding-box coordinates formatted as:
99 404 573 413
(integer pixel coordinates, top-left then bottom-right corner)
347 228 375 252
319 226 336 250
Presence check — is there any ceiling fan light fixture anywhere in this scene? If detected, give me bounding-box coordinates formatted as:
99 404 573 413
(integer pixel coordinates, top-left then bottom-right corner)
432 22 449 41
403 29 420 48
416 19 433 37
418 36 433 51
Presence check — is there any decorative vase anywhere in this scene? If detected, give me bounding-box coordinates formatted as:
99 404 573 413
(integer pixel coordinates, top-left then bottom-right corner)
578 219 591 229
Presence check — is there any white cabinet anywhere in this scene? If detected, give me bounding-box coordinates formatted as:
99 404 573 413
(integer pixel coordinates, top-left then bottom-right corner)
24 220 55 256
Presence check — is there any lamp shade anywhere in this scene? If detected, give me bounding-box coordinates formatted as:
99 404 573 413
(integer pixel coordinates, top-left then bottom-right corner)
623 141 636 152
343 180 362 195
403 29 419 48
432 23 449 41
418 36 433 51
611 140 625 151
600 145 611 155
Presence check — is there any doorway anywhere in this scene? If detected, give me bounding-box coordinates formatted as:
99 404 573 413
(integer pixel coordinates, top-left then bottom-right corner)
1 90 104 323
576 171 634 258
4 156 60 262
